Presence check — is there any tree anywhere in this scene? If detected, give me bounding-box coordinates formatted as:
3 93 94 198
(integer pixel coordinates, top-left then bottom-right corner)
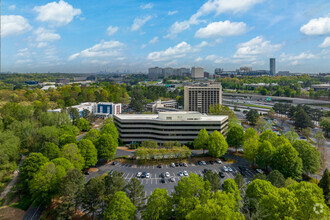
143 188 171 220
318 168 330 205
18 152 49 192
61 143 85 170
314 130 326 148
284 131 299 144
208 130 228 158
40 142 61 160
104 171 126 205
226 125 244 151
68 107 81 126
255 119 272 133
101 122 119 140
203 170 222 192
320 117 330 136
234 172 245 192
80 176 105 219
29 162 66 204
223 178 242 209
257 187 297 219
288 181 329 219
256 140 275 169
259 130 278 146
125 177 146 211
37 126 59 146
77 118 91 132
245 179 276 210
209 104 237 120
97 134 118 161
294 108 313 129
186 191 244 220
266 170 285 188
243 137 259 164
193 128 209 154
59 134 77 147
54 168 85 219
141 140 158 148
246 109 259 125
271 143 303 180
78 139 98 168
293 140 321 174
301 127 312 138
172 173 211 219
104 191 136 220
244 127 258 141
51 158 74 171
83 128 101 146
251 173 267 181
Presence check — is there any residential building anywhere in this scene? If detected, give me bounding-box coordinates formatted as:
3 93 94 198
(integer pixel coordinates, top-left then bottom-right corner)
114 111 228 144
270 58 276 75
184 84 222 113
191 67 204 78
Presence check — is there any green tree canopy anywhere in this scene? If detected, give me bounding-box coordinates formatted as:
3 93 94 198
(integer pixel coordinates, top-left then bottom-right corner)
103 191 136 220
266 170 285 188
259 130 278 146
243 136 259 164
294 108 313 129
284 131 299 143
193 128 209 153
143 188 171 220
77 118 91 132
293 140 321 174
226 125 244 150
246 109 259 125
223 178 242 209
244 128 258 141
101 122 119 140
61 143 85 170
318 168 330 205
77 139 98 168
256 140 275 168
203 170 222 192
96 134 118 160
83 128 101 146
245 179 276 210
59 134 77 147
320 117 330 136
40 142 61 160
51 157 74 171
208 130 228 158
125 177 146 211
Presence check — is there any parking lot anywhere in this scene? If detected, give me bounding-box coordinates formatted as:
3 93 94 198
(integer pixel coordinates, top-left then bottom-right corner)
86 159 258 196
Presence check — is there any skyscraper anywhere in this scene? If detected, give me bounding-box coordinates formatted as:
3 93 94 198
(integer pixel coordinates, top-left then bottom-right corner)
270 58 275 75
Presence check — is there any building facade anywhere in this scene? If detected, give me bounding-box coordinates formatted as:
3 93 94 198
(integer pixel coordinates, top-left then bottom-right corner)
146 99 178 113
114 111 228 144
270 58 276 75
191 67 204 78
148 67 190 79
184 84 222 114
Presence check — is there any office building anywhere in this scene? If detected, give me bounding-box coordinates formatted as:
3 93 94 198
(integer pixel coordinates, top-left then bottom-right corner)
146 100 178 113
48 102 121 117
184 84 222 114
56 78 70 84
114 111 228 144
270 58 276 75
191 67 204 78
148 67 191 79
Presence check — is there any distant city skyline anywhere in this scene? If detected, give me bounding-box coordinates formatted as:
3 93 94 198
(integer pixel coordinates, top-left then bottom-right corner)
1 0 330 73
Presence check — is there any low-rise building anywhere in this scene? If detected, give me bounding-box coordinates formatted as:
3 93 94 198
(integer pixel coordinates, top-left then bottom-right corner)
114 111 228 144
146 99 178 113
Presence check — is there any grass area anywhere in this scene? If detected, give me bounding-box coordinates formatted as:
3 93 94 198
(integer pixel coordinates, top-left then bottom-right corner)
137 158 190 165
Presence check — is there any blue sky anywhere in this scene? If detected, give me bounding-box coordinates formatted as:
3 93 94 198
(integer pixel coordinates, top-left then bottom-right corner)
2 0 330 73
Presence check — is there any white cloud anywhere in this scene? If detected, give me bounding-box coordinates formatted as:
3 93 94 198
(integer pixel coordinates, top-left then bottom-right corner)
196 41 209 48
319 36 330 48
34 0 81 26
279 51 317 64
167 0 262 37
140 3 154 10
147 42 193 61
233 36 282 59
300 15 330 35
149 36 159 44
34 27 61 42
131 16 152 31
1 15 32 37
168 10 178 15
17 48 30 57
194 56 203 62
141 44 147 49
106 25 119 36
8 5 16 10
195 20 248 38
68 40 125 61
37 42 49 48
205 55 218 61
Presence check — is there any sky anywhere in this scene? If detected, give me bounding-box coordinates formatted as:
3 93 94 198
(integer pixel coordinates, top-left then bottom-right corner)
1 0 330 73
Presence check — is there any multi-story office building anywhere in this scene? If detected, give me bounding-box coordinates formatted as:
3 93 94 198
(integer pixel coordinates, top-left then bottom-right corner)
148 67 163 79
148 67 191 79
184 84 222 113
270 58 276 75
191 67 204 78
114 111 228 144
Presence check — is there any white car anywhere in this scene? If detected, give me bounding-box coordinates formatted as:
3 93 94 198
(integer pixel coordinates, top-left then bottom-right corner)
136 172 142 178
256 169 264 174
223 166 229 172
165 172 170 177
216 159 222 164
146 173 150 178
228 167 233 172
183 171 189 176
178 172 184 177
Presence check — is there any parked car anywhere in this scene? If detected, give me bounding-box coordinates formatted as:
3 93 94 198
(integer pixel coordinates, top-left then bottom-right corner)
228 167 233 172
136 172 142 178
183 162 188 167
218 172 225 178
216 159 222 164
175 163 179 167
223 166 229 172
157 164 162 168
165 172 170 177
256 169 264 174
183 171 189 176
209 161 214 165
161 178 166 183
112 161 118 165
203 169 209 174
170 177 175 182
179 162 184 166
84 171 90 175
201 161 207 165
146 173 150 178
170 163 175 168
178 171 184 177
141 172 147 178
198 161 203 165
108 170 114 176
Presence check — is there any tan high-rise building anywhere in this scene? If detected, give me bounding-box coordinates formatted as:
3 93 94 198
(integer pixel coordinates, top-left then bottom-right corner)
184 84 222 113
191 67 204 78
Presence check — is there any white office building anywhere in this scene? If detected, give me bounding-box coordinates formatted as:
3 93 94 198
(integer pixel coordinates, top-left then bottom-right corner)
114 111 228 144
191 67 204 79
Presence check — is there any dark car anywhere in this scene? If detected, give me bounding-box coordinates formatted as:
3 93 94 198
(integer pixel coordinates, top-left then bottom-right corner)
175 163 179 167
141 172 147 178
157 164 162 168
160 173 165 178
203 169 209 174
112 161 118 165
179 162 184 166
218 172 225 178
161 178 166 183
239 166 248 172
198 161 202 165
84 171 90 175
209 161 214 165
